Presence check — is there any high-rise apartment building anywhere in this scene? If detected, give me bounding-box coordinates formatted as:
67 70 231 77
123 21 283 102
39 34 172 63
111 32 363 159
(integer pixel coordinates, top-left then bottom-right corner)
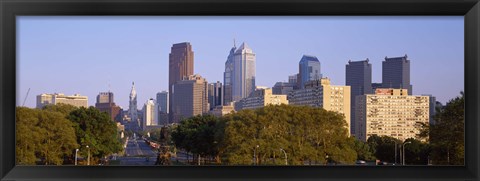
288 78 351 136
208 81 223 110
169 42 194 122
298 55 321 89
142 98 158 130
223 42 256 105
355 88 429 142
95 92 122 122
36 93 88 108
346 59 373 136
382 55 413 95
172 74 209 122
236 88 288 110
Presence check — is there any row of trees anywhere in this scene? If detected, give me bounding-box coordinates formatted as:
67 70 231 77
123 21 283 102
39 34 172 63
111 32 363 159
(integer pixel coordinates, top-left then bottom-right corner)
171 92 465 165
16 104 123 165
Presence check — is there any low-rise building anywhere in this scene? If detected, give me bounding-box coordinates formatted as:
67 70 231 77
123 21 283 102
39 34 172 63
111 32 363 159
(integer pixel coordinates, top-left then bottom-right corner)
36 93 88 108
210 104 235 117
236 88 288 110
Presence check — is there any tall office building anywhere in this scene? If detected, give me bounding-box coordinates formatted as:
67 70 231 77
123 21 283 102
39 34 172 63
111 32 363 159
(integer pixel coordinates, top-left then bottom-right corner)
128 82 138 124
156 91 169 126
346 59 372 136
95 92 122 122
355 88 429 142
288 78 351 136
208 81 223 110
169 42 194 122
172 74 209 122
36 93 88 108
382 55 413 95
142 98 158 130
223 42 256 105
156 91 169 114
298 55 321 89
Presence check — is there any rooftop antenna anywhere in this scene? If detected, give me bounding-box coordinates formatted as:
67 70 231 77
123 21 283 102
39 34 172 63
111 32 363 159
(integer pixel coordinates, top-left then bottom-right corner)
22 88 30 107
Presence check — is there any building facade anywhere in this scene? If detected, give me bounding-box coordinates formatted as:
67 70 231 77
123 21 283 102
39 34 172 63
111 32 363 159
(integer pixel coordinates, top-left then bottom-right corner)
382 55 413 95
288 78 351 136
36 93 88 108
172 74 209 122
346 59 373 136
209 104 235 117
95 92 122 122
236 88 288 110
298 55 321 89
156 91 169 126
355 88 429 142
169 42 194 122
208 81 223 110
223 42 256 105
128 82 139 125
142 98 159 130
272 82 296 95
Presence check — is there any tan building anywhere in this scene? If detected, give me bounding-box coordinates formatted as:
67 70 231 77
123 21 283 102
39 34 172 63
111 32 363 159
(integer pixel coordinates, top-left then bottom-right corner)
355 88 429 142
288 78 351 136
236 88 288 110
209 104 235 117
172 74 209 122
36 93 88 108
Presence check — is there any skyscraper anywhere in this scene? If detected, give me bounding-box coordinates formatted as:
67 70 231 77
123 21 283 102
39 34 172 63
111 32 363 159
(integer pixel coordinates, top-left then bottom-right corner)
223 42 256 105
208 81 223 110
382 55 412 95
169 42 194 122
95 92 122 122
128 82 138 124
298 55 321 89
172 74 209 122
156 91 169 126
142 98 158 130
346 59 372 136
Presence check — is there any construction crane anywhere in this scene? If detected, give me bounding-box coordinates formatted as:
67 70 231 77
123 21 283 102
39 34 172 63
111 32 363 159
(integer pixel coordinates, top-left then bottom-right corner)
22 88 30 107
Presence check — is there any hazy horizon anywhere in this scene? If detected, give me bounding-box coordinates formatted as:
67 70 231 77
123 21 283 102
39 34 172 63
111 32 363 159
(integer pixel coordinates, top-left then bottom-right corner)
17 16 464 109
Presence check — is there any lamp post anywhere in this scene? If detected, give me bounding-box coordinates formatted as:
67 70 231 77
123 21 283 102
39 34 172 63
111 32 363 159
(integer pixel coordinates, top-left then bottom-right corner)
253 145 259 165
75 149 79 166
86 145 90 166
390 140 397 165
402 142 411 165
280 148 287 166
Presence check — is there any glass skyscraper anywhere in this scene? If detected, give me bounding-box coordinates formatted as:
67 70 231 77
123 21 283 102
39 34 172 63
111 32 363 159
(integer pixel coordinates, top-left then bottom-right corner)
346 59 372 136
382 55 413 95
223 42 256 105
298 55 321 89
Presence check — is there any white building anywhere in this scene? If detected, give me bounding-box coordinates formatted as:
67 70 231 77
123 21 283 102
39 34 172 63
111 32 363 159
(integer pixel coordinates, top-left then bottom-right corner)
143 98 158 130
224 42 256 105
36 93 88 108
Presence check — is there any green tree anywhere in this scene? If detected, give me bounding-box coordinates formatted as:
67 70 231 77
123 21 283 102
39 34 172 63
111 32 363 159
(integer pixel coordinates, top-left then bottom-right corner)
403 138 430 165
16 107 78 165
427 92 464 165
67 107 122 164
351 138 376 161
367 135 401 163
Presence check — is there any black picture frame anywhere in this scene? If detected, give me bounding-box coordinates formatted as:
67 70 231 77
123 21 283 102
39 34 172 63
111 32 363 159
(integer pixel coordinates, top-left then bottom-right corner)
1 0 479 180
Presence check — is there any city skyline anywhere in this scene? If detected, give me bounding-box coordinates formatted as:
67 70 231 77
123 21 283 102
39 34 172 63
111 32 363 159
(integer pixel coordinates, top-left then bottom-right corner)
17 16 464 108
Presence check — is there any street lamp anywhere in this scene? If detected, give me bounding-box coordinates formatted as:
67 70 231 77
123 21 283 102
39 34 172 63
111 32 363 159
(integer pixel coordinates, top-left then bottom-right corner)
390 140 398 165
75 149 79 166
253 145 259 165
280 148 287 166
86 145 90 166
402 142 411 165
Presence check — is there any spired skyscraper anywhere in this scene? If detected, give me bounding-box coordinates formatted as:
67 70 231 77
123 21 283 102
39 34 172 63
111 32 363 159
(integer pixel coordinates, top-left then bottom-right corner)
223 41 256 105
346 59 372 136
169 42 194 122
298 55 321 89
128 82 138 125
382 55 413 95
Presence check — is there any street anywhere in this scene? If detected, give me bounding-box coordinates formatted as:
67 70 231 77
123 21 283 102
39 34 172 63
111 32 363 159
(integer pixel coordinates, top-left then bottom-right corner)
117 138 157 165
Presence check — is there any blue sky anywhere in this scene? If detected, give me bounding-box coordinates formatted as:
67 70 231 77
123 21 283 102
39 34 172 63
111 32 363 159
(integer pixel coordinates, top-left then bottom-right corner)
17 16 464 109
